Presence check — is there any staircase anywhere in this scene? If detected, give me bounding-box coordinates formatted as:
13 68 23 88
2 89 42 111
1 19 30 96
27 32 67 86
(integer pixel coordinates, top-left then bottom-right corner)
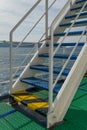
9 0 87 129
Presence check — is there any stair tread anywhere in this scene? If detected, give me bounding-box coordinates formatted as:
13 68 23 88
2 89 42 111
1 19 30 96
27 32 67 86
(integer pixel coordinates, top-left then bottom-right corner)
30 64 70 76
65 12 87 19
39 53 78 60
46 42 84 47
75 0 87 4
21 77 62 93
54 30 86 37
60 20 87 27
70 5 87 11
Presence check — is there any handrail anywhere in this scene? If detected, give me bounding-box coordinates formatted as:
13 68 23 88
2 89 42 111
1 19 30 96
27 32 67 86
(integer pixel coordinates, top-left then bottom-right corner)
9 0 49 92
9 0 57 87
53 28 86 89
49 0 87 111
15 0 57 48
49 0 75 111
10 0 42 90
53 1 87 56
86 26 87 43
53 2 87 87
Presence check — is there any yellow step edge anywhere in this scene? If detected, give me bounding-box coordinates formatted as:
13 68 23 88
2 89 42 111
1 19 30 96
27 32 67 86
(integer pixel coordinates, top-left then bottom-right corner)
27 102 48 110
14 95 38 102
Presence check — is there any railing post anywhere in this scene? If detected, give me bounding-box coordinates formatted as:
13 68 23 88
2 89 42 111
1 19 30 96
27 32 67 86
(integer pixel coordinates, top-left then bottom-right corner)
49 25 54 112
45 0 48 41
9 32 13 94
86 26 87 44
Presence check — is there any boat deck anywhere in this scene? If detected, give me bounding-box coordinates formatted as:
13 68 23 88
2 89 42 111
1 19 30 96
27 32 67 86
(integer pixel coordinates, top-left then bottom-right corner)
0 77 87 130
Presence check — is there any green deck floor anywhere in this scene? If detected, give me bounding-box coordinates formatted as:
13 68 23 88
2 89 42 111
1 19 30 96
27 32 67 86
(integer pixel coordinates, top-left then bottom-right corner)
0 77 87 130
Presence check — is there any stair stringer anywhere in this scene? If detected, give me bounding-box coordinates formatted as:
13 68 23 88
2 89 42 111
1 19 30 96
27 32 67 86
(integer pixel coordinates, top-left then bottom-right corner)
47 44 87 128
11 43 48 93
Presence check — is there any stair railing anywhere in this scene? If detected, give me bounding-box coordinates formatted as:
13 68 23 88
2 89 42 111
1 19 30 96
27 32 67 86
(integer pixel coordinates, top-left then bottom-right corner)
49 0 75 111
49 0 87 111
9 0 56 91
9 0 49 92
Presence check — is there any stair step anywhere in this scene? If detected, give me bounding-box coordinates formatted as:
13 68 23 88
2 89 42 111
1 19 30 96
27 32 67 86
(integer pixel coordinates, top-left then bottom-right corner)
21 77 62 93
30 65 69 76
54 30 86 37
59 20 87 27
46 42 84 47
39 53 77 60
65 12 87 19
10 96 47 127
75 0 87 4
70 5 87 11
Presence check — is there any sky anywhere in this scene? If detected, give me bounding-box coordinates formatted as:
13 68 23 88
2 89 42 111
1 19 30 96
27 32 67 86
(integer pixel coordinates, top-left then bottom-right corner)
0 0 67 42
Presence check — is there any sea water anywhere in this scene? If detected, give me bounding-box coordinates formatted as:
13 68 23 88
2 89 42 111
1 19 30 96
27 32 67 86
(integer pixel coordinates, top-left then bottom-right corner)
0 43 81 96
0 45 35 96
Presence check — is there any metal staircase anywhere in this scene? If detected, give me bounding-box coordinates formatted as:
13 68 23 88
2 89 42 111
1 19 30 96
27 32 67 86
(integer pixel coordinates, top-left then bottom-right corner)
9 0 87 129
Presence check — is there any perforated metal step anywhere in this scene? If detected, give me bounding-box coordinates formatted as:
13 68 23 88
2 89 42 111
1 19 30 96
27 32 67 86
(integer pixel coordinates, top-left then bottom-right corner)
30 65 70 76
21 77 62 94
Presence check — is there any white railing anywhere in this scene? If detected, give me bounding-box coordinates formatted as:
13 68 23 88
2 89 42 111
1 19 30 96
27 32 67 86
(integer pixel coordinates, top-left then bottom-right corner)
9 0 60 94
9 0 49 91
49 0 87 111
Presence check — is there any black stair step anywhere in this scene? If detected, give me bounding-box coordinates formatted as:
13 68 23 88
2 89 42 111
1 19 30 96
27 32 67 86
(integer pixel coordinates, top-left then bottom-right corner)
46 42 84 47
30 65 70 76
59 20 87 27
39 53 78 60
21 77 63 94
11 101 47 127
36 108 48 117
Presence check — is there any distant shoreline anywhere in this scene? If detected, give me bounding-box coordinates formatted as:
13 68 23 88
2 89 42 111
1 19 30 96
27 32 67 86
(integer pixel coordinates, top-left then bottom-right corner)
0 41 35 47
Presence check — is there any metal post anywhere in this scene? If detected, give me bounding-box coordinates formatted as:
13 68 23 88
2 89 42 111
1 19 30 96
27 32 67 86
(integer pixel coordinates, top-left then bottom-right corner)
49 25 54 112
86 26 87 44
45 0 48 41
9 32 13 94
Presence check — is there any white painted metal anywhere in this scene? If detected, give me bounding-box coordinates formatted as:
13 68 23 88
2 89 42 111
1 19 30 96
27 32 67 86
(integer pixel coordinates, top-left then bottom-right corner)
11 43 48 92
9 0 48 91
9 0 87 128
53 2 87 88
86 26 87 43
48 1 87 128
9 0 57 92
9 0 42 92
16 0 56 48
48 0 76 114
48 44 87 127
9 0 86 93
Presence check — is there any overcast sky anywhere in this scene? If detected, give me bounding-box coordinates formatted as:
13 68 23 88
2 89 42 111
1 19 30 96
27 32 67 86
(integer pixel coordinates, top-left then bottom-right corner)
0 0 67 42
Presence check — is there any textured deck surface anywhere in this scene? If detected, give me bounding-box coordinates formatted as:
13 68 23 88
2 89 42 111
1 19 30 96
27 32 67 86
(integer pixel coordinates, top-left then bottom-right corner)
0 77 87 130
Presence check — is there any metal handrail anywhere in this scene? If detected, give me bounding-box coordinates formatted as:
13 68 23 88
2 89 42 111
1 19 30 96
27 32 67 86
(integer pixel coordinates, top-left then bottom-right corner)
15 0 57 49
10 0 42 89
53 2 87 56
9 0 57 86
49 0 75 111
53 2 87 88
49 0 87 111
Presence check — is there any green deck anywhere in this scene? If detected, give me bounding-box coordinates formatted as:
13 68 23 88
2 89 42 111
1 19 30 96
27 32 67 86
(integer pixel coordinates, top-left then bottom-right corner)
0 77 87 130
